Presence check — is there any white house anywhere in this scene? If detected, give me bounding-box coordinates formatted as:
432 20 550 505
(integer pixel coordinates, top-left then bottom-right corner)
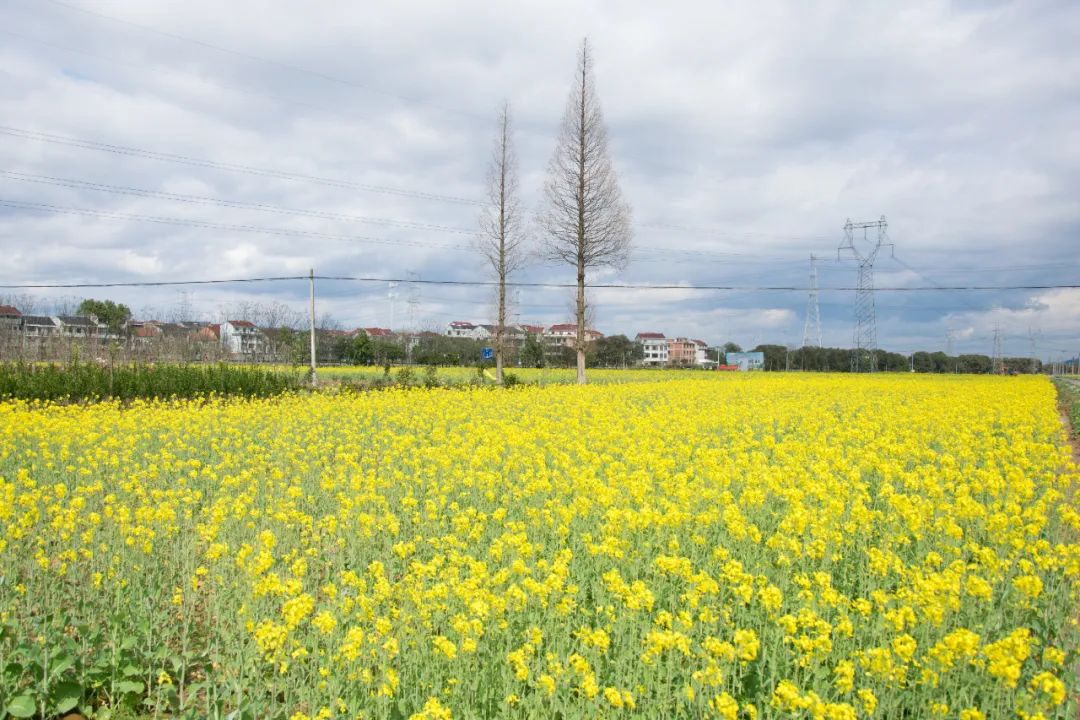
220 320 265 358
635 332 668 366
57 315 108 340
544 324 602 349
693 339 709 366
446 321 480 338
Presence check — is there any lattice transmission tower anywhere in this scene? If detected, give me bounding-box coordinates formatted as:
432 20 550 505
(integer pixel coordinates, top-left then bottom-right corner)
406 272 421 330
992 324 1004 374
837 216 892 372
1028 327 1039 374
387 281 399 330
802 254 822 348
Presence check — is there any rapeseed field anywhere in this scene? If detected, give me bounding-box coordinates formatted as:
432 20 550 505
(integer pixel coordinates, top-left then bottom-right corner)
0 374 1076 719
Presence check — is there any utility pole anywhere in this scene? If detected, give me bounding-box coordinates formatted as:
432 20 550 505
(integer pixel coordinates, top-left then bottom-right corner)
802 254 822 349
838 216 892 372
308 269 317 386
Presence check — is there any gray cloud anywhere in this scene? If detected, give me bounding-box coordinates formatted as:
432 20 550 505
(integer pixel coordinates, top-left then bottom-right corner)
1 0 1078 358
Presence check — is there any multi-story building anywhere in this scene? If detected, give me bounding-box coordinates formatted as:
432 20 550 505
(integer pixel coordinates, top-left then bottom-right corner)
220 320 266 358
635 332 668 366
21 315 60 338
666 337 698 367
446 321 476 338
57 315 108 340
543 324 603 349
693 339 709 366
445 321 494 340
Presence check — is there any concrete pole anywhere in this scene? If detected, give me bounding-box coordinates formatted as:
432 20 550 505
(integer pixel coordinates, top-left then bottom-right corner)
309 269 317 386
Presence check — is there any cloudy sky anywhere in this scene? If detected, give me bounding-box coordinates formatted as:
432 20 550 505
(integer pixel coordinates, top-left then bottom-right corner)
1 0 1078 358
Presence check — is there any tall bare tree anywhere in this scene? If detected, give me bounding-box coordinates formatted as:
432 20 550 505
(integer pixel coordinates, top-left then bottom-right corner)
540 38 632 384
478 101 526 382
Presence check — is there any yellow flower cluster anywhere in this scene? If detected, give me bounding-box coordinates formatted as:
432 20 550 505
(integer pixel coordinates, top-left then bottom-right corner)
1 373 1077 717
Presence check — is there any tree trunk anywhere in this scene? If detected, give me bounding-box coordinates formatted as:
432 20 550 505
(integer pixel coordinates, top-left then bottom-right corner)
496 252 505 383
576 261 586 385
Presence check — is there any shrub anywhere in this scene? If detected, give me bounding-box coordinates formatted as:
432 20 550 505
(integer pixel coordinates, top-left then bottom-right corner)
396 367 415 386
0 361 302 402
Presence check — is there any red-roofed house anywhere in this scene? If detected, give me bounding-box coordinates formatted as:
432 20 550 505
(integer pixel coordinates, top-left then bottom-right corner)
360 327 394 338
0 305 21 332
445 320 479 338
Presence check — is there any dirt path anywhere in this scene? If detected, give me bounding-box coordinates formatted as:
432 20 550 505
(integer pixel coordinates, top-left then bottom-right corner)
1055 379 1080 465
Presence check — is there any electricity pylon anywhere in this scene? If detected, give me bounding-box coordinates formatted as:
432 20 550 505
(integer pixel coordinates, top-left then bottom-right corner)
992 324 1004 374
1028 327 1039 374
387 281 398 330
838 216 892 372
802 254 822 348
406 272 420 330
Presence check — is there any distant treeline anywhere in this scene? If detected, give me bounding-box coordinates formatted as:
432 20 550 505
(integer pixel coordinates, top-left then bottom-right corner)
751 345 1041 373
0 361 303 403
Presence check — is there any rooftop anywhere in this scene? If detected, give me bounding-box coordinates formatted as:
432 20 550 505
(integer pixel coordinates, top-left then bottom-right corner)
57 315 100 327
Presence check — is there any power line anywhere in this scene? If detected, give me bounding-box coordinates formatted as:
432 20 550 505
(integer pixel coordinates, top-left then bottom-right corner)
1 275 1076 292
4 188 1076 279
0 28 404 126
1 129 878 254
0 126 483 206
0 199 471 251
0 167 826 263
34 0 481 119
638 220 833 244
0 171 477 235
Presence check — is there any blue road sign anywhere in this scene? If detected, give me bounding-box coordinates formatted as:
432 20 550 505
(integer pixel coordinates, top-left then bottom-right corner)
482 347 494 360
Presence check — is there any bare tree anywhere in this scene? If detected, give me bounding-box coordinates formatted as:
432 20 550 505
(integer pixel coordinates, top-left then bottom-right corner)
539 38 632 384
478 101 527 382
0 293 41 315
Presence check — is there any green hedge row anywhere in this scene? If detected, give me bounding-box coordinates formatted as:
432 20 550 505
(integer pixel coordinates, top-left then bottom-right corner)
0 362 304 402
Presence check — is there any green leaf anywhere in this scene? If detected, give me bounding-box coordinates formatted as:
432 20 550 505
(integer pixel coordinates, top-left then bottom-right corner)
121 663 142 677
51 652 76 677
116 679 145 695
6 695 37 718
169 654 185 673
49 680 83 714
3 661 22 678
